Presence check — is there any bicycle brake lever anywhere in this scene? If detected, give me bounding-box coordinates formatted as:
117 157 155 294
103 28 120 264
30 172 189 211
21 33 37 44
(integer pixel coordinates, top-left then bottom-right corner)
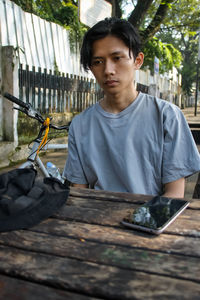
14 105 44 124
26 107 44 123
13 107 27 114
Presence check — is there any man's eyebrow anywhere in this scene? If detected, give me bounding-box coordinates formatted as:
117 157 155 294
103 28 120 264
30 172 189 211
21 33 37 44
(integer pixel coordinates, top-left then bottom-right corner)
111 51 124 55
91 56 103 59
92 51 125 59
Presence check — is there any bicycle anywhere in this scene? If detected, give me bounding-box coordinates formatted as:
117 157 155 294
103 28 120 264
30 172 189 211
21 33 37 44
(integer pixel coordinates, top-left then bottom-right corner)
3 93 70 183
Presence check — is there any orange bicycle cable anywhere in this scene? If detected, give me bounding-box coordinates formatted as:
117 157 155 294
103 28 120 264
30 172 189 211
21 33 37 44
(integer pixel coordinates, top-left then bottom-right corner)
36 117 50 155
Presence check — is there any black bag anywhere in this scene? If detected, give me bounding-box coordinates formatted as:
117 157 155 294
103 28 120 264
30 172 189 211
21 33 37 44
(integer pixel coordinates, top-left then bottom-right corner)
0 168 69 232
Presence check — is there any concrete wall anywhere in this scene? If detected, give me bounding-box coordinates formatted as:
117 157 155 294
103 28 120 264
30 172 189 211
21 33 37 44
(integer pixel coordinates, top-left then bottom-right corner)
1 46 19 144
0 21 2 141
136 68 182 107
0 45 19 168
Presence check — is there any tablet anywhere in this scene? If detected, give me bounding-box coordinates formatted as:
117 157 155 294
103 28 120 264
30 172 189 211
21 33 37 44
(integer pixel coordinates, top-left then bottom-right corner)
121 196 189 235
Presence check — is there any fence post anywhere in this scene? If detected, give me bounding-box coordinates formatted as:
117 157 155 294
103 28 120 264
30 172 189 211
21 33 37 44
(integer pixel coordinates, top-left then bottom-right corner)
2 46 19 145
0 22 2 141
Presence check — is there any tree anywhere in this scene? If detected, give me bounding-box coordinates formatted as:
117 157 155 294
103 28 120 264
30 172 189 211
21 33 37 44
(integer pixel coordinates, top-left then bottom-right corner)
143 37 182 74
108 0 176 43
108 0 123 18
109 0 200 95
155 0 200 95
106 1 182 74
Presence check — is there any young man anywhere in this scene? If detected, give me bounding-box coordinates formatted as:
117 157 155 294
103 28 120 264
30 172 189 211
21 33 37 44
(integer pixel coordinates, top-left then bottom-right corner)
63 17 200 197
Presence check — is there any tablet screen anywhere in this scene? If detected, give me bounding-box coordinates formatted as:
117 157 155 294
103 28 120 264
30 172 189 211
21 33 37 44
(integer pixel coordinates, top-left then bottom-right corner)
128 196 188 230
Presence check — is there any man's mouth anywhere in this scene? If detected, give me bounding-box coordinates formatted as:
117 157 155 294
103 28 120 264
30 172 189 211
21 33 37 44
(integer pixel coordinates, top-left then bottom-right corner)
105 80 118 86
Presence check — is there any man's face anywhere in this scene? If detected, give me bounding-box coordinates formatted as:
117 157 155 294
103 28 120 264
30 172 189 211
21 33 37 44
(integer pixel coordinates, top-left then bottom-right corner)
90 35 143 96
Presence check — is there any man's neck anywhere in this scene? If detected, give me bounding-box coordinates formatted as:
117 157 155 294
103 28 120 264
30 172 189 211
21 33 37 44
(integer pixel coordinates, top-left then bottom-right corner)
100 88 139 114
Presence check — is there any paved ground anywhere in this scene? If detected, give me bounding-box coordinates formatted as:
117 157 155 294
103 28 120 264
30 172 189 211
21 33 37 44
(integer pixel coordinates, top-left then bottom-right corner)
181 105 200 123
0 150 68 176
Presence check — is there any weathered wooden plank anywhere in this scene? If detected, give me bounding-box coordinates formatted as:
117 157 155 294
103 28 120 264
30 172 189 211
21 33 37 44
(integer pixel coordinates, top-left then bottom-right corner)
55 204 134 226
67 194 199 219
0 245 199 299
69 187 152 203
54 203 200 236
67 196 138 209
67 195 200 211
66 196 199 222
0 274 98 300
190 199 200 209
0 230 199 283
165 209 200 236
69 187 200 209
31 219 200 257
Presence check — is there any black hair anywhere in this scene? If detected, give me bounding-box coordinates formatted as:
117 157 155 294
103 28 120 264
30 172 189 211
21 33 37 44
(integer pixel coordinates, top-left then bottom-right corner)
80 17 142 71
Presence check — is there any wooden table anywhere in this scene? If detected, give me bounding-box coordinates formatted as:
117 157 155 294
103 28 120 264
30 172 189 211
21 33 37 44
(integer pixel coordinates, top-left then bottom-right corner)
0 187 200 299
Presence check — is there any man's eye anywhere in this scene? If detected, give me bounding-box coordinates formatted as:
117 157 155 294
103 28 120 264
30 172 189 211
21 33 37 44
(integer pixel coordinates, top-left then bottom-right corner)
114 56 121 61
92 60 103 66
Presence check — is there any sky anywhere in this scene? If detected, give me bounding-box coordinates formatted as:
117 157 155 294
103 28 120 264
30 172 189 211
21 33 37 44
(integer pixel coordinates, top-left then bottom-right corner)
122 1 134 18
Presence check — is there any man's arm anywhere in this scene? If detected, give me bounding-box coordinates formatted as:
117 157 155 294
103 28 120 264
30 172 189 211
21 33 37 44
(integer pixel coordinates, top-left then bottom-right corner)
163 177 185 198
71 179 186 195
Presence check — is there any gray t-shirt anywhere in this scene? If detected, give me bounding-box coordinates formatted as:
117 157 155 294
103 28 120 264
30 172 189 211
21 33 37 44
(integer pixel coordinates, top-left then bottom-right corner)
64 92 200 195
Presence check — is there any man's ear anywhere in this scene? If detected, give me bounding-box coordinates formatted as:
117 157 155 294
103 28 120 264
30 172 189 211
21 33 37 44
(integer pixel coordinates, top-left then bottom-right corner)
134 52 144 70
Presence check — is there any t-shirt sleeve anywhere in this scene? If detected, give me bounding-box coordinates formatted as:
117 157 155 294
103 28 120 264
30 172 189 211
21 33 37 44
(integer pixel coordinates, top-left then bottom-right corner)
63 122 88 184
162 105 200 184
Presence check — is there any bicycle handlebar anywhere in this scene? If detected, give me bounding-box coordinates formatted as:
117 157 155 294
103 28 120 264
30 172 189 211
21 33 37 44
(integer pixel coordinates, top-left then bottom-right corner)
50 124 70 130
4 92 30 110
3 92 70 131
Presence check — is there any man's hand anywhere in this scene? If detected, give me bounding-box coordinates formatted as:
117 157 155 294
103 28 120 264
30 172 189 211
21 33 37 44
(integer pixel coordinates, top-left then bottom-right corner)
163 178 185 198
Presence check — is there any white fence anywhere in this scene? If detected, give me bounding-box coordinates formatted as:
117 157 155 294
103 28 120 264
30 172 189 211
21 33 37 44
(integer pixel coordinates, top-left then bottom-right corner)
0 0 90 77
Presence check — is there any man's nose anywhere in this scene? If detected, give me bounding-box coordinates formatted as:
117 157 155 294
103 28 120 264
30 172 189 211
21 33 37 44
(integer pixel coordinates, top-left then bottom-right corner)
104 60 115 75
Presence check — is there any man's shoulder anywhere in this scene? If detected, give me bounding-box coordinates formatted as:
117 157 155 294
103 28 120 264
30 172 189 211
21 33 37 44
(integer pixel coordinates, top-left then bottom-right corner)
141 93 181 113
141 92 172 105
70 103 98 129
75 103 96 118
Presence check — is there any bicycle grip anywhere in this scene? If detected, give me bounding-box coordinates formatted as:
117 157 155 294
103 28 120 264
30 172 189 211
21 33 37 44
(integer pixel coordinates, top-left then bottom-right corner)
4 93 30 110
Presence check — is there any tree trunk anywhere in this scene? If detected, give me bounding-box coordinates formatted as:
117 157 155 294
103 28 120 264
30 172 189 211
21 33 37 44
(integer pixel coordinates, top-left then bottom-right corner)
128 0 154 28
141 0 174 43
107 0 122 18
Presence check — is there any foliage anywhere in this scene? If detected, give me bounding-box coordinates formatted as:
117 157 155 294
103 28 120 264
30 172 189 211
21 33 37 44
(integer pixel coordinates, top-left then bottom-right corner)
155 31 199 95
180 35 198 96
155 0 200 95
142 37 182 74
10 0 36 12
106 1 182 75
125 0 176 42
181 61 197 96
163 0 200 33
115 0 200 96
54 3 77 26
